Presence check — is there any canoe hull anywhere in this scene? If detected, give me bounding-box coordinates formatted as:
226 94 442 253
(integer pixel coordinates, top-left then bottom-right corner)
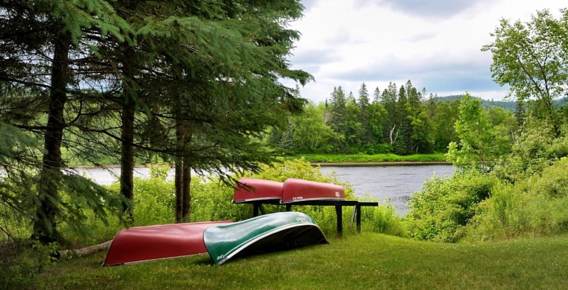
204 212 327 265
234 178 283 203
103 221 228 266
282 178 345 203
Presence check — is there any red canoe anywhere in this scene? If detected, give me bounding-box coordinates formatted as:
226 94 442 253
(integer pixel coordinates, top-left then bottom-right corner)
233 178 283 203
103 221 229 266
282 178 345 203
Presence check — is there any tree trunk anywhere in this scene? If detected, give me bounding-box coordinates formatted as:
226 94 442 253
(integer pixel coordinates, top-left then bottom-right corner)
32 32 70 244
175 119 193 223
181 164 191 222
174 118 184 223
181 127 192 222
120 46 136 222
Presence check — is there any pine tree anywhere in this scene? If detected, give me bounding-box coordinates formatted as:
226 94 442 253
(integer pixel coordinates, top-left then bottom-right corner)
329 86 347 134
0 0 131 244
126 0 309 222
381 82 398 146
358 83 373 147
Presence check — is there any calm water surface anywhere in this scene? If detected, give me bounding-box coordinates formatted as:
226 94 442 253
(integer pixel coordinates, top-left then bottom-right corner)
321 165 454 215
73 164 454 215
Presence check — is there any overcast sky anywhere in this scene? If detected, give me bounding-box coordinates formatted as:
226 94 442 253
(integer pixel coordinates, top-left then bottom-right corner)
288 0 566 102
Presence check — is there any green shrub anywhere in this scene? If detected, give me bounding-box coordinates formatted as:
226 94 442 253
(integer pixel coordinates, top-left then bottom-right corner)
0 241 54 289
190 177 251 222
406 171 498 242
467 158 568 240
369 205 406 236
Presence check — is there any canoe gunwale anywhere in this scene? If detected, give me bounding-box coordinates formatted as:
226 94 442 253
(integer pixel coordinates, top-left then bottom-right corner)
205 222 327 265
282 196 346 204
115 252 210 266
233 196 282 203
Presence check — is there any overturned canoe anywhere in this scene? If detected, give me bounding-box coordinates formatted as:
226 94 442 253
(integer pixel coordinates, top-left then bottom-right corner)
282 178 345 203
204 212 327 265
233 178 283 203
103 221 229 266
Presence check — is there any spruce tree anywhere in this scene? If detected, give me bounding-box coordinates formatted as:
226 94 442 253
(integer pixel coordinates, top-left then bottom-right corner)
358 83 372 147
381 82 398 146
0 0 130 244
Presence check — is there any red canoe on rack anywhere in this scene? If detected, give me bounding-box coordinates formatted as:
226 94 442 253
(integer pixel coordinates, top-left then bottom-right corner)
282 178 345 203
103 221 229 266
233 178 283 203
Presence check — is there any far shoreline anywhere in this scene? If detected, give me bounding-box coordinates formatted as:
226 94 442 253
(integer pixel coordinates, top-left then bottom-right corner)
69 160 451 169
68 153 450 169
313 161 452 167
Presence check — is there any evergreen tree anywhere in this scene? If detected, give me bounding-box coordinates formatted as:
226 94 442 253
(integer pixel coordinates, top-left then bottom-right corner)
0 0 130 244
373 87 381 103
344 95 363 150
395 84 413 154
328 86 347 148
358 83 373 146
405 81 433 153
368 98 387 151
381 82 398 146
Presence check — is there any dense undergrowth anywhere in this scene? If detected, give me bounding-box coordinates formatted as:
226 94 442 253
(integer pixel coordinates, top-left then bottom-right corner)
406 121 568 242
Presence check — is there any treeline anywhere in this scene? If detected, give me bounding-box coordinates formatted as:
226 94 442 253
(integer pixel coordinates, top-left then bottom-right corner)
270 81 515 155
0 1 307 245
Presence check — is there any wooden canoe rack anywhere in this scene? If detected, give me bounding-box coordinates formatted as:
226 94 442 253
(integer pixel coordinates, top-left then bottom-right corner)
243 200 379 234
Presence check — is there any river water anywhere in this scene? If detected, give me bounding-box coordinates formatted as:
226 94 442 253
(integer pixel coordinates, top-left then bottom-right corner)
320 165 454 215
72 164 454 215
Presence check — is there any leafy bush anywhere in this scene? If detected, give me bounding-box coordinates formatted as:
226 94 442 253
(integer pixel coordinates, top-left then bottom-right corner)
406 171 498 242
369 205 406 236
0 241 54 289
467 158 568 240
364 143 393 154
447 94 512 171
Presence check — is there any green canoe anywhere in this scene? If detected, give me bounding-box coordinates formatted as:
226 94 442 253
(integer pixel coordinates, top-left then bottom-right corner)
204 212 328 265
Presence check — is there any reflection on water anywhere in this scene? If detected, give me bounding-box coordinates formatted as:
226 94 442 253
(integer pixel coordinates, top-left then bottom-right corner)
320 165 454 215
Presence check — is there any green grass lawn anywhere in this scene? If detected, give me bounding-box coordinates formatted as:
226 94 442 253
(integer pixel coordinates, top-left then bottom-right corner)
290 153 447 164
37 233 568 289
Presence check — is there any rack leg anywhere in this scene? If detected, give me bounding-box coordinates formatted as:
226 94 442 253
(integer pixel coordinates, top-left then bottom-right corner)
335 205 343 235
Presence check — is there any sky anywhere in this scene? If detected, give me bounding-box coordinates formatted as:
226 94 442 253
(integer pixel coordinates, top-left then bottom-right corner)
288 0 567 103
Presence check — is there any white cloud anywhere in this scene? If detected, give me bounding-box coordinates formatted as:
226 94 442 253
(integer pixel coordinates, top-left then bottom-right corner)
290 0 567 102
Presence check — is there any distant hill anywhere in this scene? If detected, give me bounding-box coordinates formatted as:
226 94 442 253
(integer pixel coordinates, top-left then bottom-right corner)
434 95 567 111
433 95 515 110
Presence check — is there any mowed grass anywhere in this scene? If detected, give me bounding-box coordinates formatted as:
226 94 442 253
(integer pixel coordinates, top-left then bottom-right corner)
38 233 568 290
291 153 447 164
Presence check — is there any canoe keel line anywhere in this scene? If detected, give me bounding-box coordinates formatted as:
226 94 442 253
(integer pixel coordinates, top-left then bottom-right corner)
103 212 327 266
